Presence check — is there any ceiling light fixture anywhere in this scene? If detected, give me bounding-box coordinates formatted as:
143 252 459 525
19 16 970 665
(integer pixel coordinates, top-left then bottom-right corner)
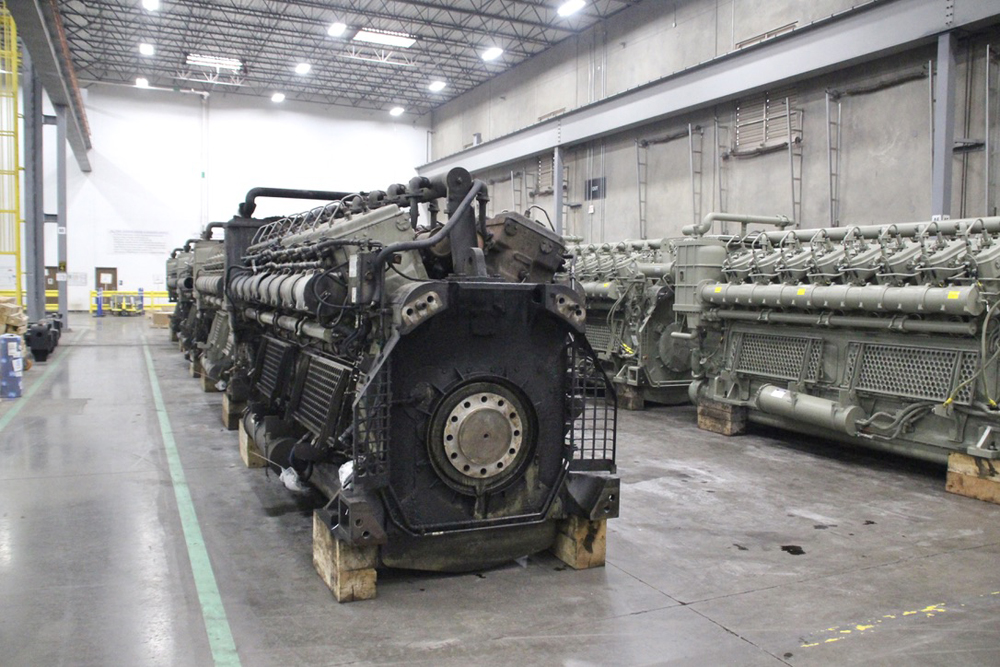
186 53 243 71
271 92 286 103
135 77 150 88
428 80 447 92
481 47 503 61
141 0 160 11
294 62 311 75
557 0 586 17
353 28 416 49
139 43 155 56
328 22 347 37
389 106 405 117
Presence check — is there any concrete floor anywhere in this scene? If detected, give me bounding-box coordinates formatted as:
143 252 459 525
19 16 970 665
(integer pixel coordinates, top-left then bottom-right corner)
1 315 998 666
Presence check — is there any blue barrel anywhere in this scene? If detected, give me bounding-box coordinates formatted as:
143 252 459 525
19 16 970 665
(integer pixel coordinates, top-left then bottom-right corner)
0 333 23 399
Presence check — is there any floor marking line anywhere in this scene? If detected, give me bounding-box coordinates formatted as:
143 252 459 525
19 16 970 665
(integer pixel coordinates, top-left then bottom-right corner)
0 329 84 434
141 341 241 667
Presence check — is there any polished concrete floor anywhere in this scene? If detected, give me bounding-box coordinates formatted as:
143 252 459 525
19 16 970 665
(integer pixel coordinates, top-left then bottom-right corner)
1 315 998 666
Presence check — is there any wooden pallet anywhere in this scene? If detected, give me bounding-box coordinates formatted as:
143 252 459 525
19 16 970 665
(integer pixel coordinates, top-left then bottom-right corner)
551 516 607 570
697 399 747 436
946 453 1000 504
221 392 244 431
312 512 377 602
238 419 266 468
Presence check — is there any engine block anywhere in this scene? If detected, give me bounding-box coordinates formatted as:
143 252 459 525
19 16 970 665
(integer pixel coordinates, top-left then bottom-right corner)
221 168 619 572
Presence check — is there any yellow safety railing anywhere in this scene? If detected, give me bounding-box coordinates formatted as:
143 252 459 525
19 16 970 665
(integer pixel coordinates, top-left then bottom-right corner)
0 4 21 307
0 289 57 311
89 290 173 314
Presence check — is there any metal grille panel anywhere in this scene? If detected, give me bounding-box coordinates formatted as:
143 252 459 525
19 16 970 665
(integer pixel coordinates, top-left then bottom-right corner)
854 344 977 404
734 332 822 382
292 354 352 437
566 335 617 472
353 357 391 488
586 321 613 352
255 337 293 403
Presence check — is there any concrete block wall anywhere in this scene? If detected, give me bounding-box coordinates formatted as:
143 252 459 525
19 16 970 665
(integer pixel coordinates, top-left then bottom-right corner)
431 1 1000 242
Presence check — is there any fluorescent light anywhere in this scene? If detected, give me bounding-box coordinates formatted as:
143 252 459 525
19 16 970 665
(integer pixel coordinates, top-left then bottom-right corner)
353 29 416 49
328 22 347 37
557 0 586 17
141 0 160 11
271 92 286 103
135 77 150 88
294 62 311 75
428 80 447 92
186 53 243 71
389 106 405 117
481 47 503 61
139 43 155 56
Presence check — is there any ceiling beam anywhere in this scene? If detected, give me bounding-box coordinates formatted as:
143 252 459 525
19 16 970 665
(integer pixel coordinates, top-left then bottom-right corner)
10 0 92 172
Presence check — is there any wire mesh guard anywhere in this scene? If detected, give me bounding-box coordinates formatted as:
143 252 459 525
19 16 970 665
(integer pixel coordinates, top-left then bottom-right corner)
352 357 391 488
565 334 617 472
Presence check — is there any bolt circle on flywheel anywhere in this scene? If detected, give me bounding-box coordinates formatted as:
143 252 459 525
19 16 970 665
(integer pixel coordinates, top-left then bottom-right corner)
443 391 524 479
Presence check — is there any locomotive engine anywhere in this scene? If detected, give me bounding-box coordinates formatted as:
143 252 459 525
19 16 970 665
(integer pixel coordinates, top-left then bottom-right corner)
568 237 692 407
229 168 619 572
677 214 1000 464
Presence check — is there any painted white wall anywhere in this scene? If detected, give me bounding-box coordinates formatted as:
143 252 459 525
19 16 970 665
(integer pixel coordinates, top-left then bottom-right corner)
42 85 428 309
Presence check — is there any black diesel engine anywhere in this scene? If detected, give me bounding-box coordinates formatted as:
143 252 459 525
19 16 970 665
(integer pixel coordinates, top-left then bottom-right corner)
229 168 619 573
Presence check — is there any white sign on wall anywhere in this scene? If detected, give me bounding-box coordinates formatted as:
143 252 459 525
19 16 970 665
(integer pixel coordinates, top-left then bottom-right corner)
111 230 170 255
67 272 88 286
0 254 15 290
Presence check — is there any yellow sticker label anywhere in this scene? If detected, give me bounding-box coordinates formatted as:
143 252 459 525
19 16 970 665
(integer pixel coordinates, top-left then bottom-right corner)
797 288 807 295
714 286 723 293
947 291 960 299
602 282 610 287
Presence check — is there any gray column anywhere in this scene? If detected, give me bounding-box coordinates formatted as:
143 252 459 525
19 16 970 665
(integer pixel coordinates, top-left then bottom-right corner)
553 146 564 236
931 32 957 218
23 49 45 321
56 105 68 321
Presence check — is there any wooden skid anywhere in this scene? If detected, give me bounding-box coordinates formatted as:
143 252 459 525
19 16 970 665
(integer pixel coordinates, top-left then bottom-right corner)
200 370 220 393
312 512 378 602
697 399 747 436
238 419 266 468
946 453 1000 505
551 516 607 570
617 384 645 411
188 360 200 378
221 393 245 431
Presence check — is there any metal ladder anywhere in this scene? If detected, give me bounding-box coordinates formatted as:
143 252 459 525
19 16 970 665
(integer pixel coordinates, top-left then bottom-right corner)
635 138 648 239
987 44 999 217
714 116 731 234
689 124 705 229
785 97 804 227
826 92 843 227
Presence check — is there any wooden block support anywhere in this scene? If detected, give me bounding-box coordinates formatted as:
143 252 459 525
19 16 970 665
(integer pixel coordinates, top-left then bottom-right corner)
188 360 200 378
221 393 245 431
312 512 378 602
617 384 645 411
551 516 607 570
200 370 220 393
238 419 266 469
170 330 179 343
946 452 1000 505
697 399 747 436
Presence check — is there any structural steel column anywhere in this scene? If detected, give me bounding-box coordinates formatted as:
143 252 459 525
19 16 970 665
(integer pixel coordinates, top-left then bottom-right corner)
553 146 564 236
56 105 67 319
22 49 44 321
931 32 957 218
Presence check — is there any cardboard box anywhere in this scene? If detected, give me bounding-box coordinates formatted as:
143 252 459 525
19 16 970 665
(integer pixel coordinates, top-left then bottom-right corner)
0 302 20 325
151 311 173 328
5 313 27 328
0 296 17 305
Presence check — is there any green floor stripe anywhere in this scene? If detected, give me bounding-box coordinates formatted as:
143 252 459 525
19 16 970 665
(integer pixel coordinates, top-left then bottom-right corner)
0 338 75 434
141 342 241 667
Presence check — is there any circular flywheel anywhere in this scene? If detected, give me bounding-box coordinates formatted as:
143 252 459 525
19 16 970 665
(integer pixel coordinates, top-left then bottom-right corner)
427 380 535 494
